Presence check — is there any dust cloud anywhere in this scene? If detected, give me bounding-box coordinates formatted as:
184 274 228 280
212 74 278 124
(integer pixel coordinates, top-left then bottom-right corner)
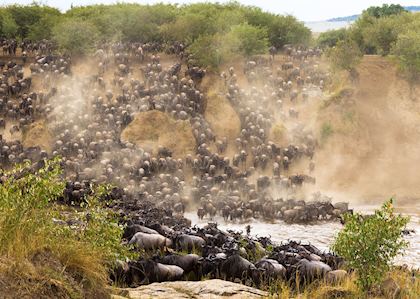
313 56 420 211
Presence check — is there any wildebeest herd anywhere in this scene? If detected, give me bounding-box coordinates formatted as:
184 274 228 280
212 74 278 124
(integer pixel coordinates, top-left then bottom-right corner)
0 38 352 288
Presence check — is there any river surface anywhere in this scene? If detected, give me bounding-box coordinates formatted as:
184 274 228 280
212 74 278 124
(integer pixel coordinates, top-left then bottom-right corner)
185 205 420 269
304 21 352 33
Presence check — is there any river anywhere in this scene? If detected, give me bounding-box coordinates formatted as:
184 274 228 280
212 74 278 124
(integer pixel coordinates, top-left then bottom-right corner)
185 205 420 269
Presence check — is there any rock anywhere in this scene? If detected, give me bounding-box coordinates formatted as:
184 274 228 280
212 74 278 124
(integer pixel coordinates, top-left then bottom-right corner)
326 270 348 284
380 277 401 299
124 279 268 299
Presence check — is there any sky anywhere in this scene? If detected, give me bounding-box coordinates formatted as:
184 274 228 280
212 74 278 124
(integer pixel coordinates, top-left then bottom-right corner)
2 0 420 21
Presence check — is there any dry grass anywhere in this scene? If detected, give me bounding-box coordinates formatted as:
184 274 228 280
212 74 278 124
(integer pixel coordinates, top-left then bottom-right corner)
0 236 110 299
264 269 419 299
121 110 195 158
0 161 114 298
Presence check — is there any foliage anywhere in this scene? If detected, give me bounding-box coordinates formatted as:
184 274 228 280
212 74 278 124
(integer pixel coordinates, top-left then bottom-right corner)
362 14 409 55
317 28 348 48
327 39 362 72
0 159 64 254
188 34 224 70
188 23 268 70
5 3 60 38
0 2 310 68
225 23 269 57
0 159 132 296
27 14 60 41
52 19 99 55
364 4 407 18
392 28 420 82
160 13 215 43
267 15 311 48
332 199 409 291
0 9 18 38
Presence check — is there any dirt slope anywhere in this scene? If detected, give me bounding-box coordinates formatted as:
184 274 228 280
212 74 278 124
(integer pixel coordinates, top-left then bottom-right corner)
121 111 195 158
315 56 420 205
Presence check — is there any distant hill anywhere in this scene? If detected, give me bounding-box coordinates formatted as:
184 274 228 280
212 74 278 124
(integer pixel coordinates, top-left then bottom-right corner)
327 6 420 22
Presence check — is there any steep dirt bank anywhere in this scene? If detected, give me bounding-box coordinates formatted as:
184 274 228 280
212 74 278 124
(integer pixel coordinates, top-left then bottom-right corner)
121 111 196 158
315 56 420 207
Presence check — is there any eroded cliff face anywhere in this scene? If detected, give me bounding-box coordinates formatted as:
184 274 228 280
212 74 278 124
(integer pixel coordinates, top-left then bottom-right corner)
315 56 420 207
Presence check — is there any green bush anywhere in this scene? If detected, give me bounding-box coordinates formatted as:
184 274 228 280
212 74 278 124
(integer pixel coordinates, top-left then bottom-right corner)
317 28 348 48
53 19 99 55
160 13 215 43
6 4 60 38
332 199 409 291
188 34 224 69
0 159 132 262
188 23 268 70
0 9 18 38
1 2 312 67
267 15 311 48
392 28 420 82
327 39 363 72
226 23 269 57
0 159 64 254
362 14 409 55
0 159 134 296
364 4 406 18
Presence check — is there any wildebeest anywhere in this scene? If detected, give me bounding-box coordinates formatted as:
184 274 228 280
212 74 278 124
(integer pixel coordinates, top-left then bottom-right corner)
220 254 264 284
159 253 203 278
129 232 172 250
127 259 184 285
175 234 206 253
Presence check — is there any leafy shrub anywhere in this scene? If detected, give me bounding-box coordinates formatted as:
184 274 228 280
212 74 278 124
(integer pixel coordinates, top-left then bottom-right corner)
392 28 420 82
267 15 311 48
0 9 18 38
53 19 99 55
317 28 348 48
225 23 269 57
0 159 132 296
364 4 407 18
332 199 409 291
0 159 64 255
362 14 408 55
327 39 363 73
6 4 60 38
188 23 268 70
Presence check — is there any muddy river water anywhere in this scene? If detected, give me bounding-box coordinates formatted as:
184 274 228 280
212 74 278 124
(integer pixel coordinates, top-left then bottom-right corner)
186 204 420 269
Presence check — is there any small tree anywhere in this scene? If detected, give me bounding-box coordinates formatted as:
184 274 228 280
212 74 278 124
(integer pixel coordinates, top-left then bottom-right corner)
225 23 269 57
327 39 363 79
332 199 409 291
317 28 348 48
0 9 18 38
362 15 405 55
364 4 406 18
53 19 99 55
392 28 420 82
